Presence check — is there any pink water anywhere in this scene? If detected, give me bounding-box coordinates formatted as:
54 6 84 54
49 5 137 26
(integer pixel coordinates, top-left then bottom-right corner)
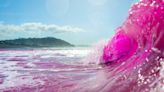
102 0 164 64
100 0 164 91
0 0 164 92
0 48 98 92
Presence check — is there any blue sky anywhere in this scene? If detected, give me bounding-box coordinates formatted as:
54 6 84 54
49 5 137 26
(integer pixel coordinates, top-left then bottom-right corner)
0 0 138 45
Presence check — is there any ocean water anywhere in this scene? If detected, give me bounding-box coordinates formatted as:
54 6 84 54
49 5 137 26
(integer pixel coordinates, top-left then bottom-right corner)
0 46 163 92
0 0 164 92
0 47 93 91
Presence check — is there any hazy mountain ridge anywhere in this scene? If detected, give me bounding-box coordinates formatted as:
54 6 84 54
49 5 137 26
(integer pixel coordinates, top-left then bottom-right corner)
0 37 74 48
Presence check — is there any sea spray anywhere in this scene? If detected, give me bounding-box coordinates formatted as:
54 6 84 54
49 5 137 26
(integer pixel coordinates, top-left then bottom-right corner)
81 39 108 65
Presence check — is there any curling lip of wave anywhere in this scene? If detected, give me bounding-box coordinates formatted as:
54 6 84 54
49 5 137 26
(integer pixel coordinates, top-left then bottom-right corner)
101 0 164 65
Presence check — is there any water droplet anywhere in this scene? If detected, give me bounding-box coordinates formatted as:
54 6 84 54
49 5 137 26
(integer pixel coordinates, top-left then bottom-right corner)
123 75 127 79
152 1 156 4
145 88 149 92
151 47 161 53
137 19 140 22
137 5 141 8
154 12 157 14
144 4 147 6
135 2 139 5
121 62 125 65
138 70 141 73
144 81 147 84
155 56 160 60
148 22 151 26
150 1 156 7
129 11 133 15
146 58 149 62
133 67 136 69
156 5 159 8
145 50 148 52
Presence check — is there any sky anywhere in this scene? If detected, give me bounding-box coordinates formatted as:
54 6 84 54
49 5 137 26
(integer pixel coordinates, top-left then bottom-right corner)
0 0 138 45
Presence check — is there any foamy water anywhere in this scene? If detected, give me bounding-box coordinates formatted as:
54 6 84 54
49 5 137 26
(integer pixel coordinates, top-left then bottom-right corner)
0 47 94 91
0 47 163 92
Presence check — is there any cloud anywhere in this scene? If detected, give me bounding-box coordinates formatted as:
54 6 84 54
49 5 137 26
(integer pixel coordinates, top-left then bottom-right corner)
0 22 83 33
0 22 84 40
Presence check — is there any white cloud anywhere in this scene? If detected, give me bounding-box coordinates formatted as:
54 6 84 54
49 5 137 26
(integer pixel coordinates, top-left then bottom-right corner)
0 22 83 33
0 22 84 40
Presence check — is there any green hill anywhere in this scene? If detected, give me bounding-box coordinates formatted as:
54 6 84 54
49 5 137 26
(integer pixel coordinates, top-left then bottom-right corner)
0 37 74 48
